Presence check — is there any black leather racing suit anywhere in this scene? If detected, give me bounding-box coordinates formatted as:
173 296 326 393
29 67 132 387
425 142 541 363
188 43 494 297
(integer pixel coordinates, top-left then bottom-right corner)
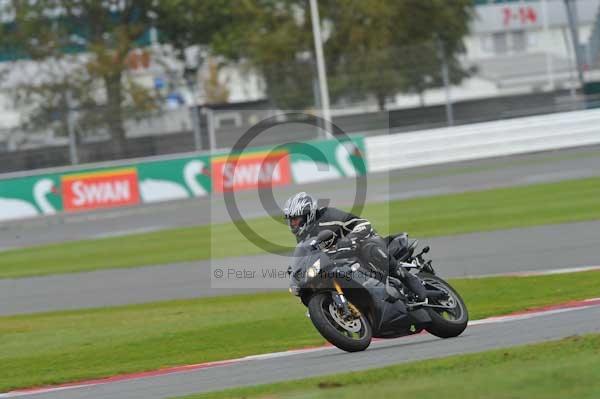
297 207 426 300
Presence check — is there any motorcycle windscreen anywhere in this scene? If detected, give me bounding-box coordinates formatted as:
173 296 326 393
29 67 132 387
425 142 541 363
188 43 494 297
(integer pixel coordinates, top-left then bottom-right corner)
290 242 320 281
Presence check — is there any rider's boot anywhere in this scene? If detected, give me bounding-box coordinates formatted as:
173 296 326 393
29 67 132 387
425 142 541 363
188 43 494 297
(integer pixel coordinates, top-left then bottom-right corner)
361 237 427 303
393 263 427 303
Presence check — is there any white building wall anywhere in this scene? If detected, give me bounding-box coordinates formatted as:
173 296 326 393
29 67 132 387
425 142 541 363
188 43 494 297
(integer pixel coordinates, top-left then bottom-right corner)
218 64 265 103
393 0 600 109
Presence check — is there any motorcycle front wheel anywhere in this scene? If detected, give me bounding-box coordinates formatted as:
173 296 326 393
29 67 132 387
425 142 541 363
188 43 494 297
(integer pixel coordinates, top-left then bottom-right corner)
308 292 372 352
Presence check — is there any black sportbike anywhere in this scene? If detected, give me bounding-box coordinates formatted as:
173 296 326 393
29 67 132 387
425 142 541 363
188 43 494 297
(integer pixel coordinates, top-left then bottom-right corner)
288 230 468 352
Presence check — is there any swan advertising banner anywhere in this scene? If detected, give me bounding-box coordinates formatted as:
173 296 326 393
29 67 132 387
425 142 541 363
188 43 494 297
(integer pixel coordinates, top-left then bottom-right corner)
0 175 61 222
0 135 366 222
137 156 211 202
0 155 212 222
61 168 141 212
208 136 367 191
287 137 367 184
211 150 292 193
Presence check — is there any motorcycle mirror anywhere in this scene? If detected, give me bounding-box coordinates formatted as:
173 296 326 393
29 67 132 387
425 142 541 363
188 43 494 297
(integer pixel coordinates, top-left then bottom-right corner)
422 246 430 254
317 229 334 243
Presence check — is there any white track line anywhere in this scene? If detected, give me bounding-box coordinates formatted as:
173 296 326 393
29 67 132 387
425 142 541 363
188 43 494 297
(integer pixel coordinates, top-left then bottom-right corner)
469 306 591 326
464 265 600 279
510 265 600 276
3 297 600 398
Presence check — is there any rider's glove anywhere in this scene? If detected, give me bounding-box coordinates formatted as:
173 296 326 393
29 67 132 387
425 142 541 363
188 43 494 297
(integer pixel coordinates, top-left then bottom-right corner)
335 237 357 252
319 235 336 250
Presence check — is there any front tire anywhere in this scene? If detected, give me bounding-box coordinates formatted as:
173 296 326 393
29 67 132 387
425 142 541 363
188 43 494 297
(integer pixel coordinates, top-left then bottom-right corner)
419 272 468 338
308 292 372 352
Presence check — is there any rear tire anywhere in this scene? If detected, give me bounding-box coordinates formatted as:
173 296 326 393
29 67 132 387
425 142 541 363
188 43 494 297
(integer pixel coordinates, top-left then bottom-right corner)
308 292 372 352
419 272 468 338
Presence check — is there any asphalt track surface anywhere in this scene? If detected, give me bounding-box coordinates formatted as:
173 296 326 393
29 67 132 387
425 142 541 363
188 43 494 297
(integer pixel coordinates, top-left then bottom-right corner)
2 220 599 316
1 145 600 250
5 303 600 399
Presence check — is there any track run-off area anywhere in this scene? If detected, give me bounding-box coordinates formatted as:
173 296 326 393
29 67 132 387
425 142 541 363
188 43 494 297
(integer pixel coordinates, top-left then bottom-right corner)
2 296 600 399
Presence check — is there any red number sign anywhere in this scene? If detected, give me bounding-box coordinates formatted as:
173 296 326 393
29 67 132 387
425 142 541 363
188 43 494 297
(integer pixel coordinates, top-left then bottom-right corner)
503 6 537 27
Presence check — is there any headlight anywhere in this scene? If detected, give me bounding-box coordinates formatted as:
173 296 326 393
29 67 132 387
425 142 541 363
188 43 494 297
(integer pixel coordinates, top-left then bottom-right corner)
307 259 321 278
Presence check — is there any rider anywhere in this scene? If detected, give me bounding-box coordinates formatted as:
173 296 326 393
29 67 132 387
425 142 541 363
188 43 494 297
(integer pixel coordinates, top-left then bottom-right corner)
283 192 426 302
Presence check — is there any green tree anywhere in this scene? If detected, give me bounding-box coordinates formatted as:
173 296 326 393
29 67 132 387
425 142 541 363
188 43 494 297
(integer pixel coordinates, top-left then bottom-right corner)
195 0 474 111
154 0 316 110
0 0 163 158
323 0 474 110
153 0 233 56
213 0 316 110
204 58 230 104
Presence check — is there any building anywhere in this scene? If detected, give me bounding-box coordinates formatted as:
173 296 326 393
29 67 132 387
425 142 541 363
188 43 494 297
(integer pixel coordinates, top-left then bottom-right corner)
394 0 600 109
2 0 600 151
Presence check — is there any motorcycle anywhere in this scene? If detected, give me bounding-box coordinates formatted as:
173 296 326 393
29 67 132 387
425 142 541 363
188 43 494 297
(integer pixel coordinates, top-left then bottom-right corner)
288 230 468 352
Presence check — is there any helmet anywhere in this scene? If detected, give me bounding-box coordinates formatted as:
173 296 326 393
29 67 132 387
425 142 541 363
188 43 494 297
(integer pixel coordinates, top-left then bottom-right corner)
283 192 317 238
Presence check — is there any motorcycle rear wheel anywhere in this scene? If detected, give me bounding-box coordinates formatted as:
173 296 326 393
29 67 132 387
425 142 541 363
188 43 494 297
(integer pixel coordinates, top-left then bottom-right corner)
308 292 372 352
419 272 469 338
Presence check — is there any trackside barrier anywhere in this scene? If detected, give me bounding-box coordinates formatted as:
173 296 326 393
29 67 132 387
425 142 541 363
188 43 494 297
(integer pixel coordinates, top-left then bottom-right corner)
365 108 600 173
4 105 599 223
0 136 367 222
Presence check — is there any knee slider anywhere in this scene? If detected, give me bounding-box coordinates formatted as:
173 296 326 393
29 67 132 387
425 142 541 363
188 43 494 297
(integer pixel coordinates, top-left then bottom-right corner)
366 244 392 269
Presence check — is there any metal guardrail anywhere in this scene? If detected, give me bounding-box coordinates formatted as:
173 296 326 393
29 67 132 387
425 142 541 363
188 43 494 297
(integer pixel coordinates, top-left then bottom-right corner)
365 108 600 172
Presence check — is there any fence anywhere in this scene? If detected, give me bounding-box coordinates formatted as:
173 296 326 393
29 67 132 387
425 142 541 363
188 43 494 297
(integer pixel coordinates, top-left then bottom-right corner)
366 107 600 172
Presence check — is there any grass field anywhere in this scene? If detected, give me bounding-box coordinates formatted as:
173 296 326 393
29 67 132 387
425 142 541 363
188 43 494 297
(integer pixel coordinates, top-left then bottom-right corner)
175 334 600 399
2 177 600 278
1 270 599 392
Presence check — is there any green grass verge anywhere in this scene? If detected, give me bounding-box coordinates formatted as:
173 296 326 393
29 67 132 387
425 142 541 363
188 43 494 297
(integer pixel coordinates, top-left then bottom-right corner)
1 270 600 392
174 334 600 399
2 177 600 278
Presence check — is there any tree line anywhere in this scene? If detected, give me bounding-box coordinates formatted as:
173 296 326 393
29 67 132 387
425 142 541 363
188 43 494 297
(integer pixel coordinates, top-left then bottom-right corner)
0 0 473 156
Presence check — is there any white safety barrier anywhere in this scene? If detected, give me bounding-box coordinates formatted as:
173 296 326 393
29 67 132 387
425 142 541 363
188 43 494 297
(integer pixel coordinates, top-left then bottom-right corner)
366 108 600 173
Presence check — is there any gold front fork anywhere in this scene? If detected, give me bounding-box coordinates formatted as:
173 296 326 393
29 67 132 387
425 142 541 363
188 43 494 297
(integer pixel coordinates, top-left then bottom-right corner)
333 279 361 317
